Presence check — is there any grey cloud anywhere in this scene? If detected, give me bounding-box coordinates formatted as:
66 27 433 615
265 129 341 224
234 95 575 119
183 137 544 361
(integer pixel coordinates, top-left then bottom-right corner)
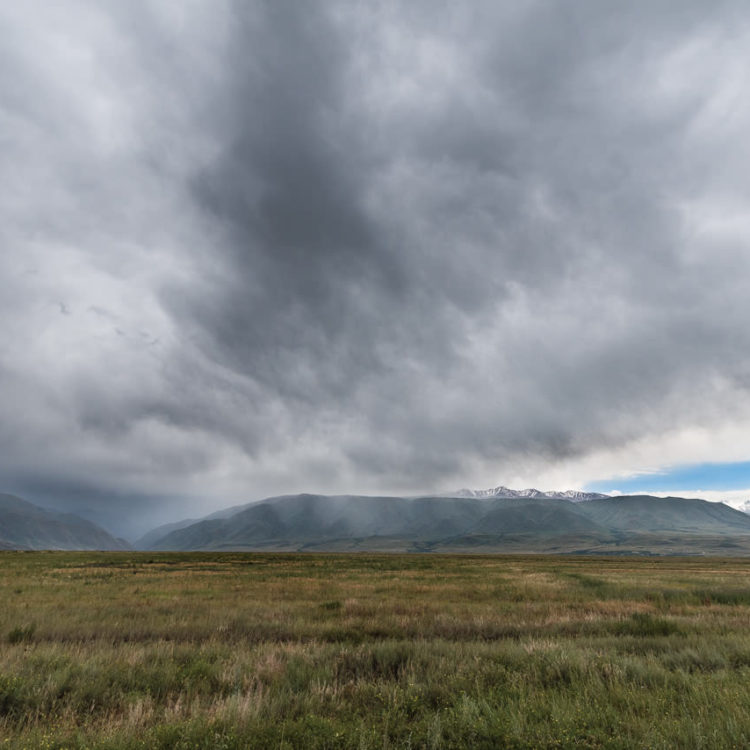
2 0 750 535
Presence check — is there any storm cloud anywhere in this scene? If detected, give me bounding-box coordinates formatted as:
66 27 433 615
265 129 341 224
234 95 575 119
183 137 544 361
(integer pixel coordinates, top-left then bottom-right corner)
3 1 750 535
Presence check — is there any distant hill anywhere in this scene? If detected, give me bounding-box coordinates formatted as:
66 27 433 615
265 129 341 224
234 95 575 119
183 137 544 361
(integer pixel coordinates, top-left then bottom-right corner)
141 493 750 554
0 494 130 550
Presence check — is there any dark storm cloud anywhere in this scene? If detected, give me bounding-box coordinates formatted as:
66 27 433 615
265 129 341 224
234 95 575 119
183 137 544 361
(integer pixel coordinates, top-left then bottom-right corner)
180 1 750 455
2 0 750 534
182 3 398 396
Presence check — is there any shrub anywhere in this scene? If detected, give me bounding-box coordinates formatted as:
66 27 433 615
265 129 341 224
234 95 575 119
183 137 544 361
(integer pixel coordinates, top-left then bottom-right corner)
614 613 681 637
7 623 35 644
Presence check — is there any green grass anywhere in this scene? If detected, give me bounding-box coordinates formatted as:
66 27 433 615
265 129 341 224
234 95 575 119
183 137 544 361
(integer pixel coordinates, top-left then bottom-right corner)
2 553 750 747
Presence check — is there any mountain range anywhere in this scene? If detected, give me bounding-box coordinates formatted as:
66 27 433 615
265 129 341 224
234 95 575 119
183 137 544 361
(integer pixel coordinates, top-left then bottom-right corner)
5 489 750 555
139 492 750 555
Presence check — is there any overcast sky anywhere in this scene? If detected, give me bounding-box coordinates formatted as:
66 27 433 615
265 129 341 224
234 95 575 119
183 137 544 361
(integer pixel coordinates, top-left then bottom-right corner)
3 1 750 536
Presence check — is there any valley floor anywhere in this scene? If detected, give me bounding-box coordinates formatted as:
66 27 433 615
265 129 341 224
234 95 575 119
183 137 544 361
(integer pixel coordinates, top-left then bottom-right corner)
2 552 750 748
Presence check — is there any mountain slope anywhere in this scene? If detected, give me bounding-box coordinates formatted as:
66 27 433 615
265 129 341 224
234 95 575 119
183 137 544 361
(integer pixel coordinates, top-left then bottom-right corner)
135 518 200 549
149 494 485 550
134 500 263 548
0 494 130 550
576 496 750 534
472 501 608 535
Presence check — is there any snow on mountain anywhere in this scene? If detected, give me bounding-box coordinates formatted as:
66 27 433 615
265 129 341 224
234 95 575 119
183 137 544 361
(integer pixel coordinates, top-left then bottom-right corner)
450 486 608 502
553 490 610 502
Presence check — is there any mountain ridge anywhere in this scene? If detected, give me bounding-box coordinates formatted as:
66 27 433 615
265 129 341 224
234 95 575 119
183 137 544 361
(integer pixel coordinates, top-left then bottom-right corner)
140 492 750 554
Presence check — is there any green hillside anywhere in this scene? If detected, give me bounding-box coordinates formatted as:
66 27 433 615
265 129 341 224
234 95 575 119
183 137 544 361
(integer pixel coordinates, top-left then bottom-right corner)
0 494 130 550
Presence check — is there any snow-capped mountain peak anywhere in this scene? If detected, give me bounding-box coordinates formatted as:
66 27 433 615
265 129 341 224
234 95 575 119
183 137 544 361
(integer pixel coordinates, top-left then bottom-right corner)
450 486 608 502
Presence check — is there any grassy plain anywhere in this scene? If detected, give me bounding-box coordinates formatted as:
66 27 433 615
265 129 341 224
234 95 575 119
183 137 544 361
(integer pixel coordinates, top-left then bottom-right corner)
3 552 750 748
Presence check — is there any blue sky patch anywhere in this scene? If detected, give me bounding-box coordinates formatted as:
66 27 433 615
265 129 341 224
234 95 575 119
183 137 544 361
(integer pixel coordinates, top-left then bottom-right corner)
585 461 750 494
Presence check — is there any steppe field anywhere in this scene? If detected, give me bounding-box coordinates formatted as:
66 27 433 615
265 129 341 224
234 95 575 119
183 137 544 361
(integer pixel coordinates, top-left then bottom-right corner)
3 553 750 748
